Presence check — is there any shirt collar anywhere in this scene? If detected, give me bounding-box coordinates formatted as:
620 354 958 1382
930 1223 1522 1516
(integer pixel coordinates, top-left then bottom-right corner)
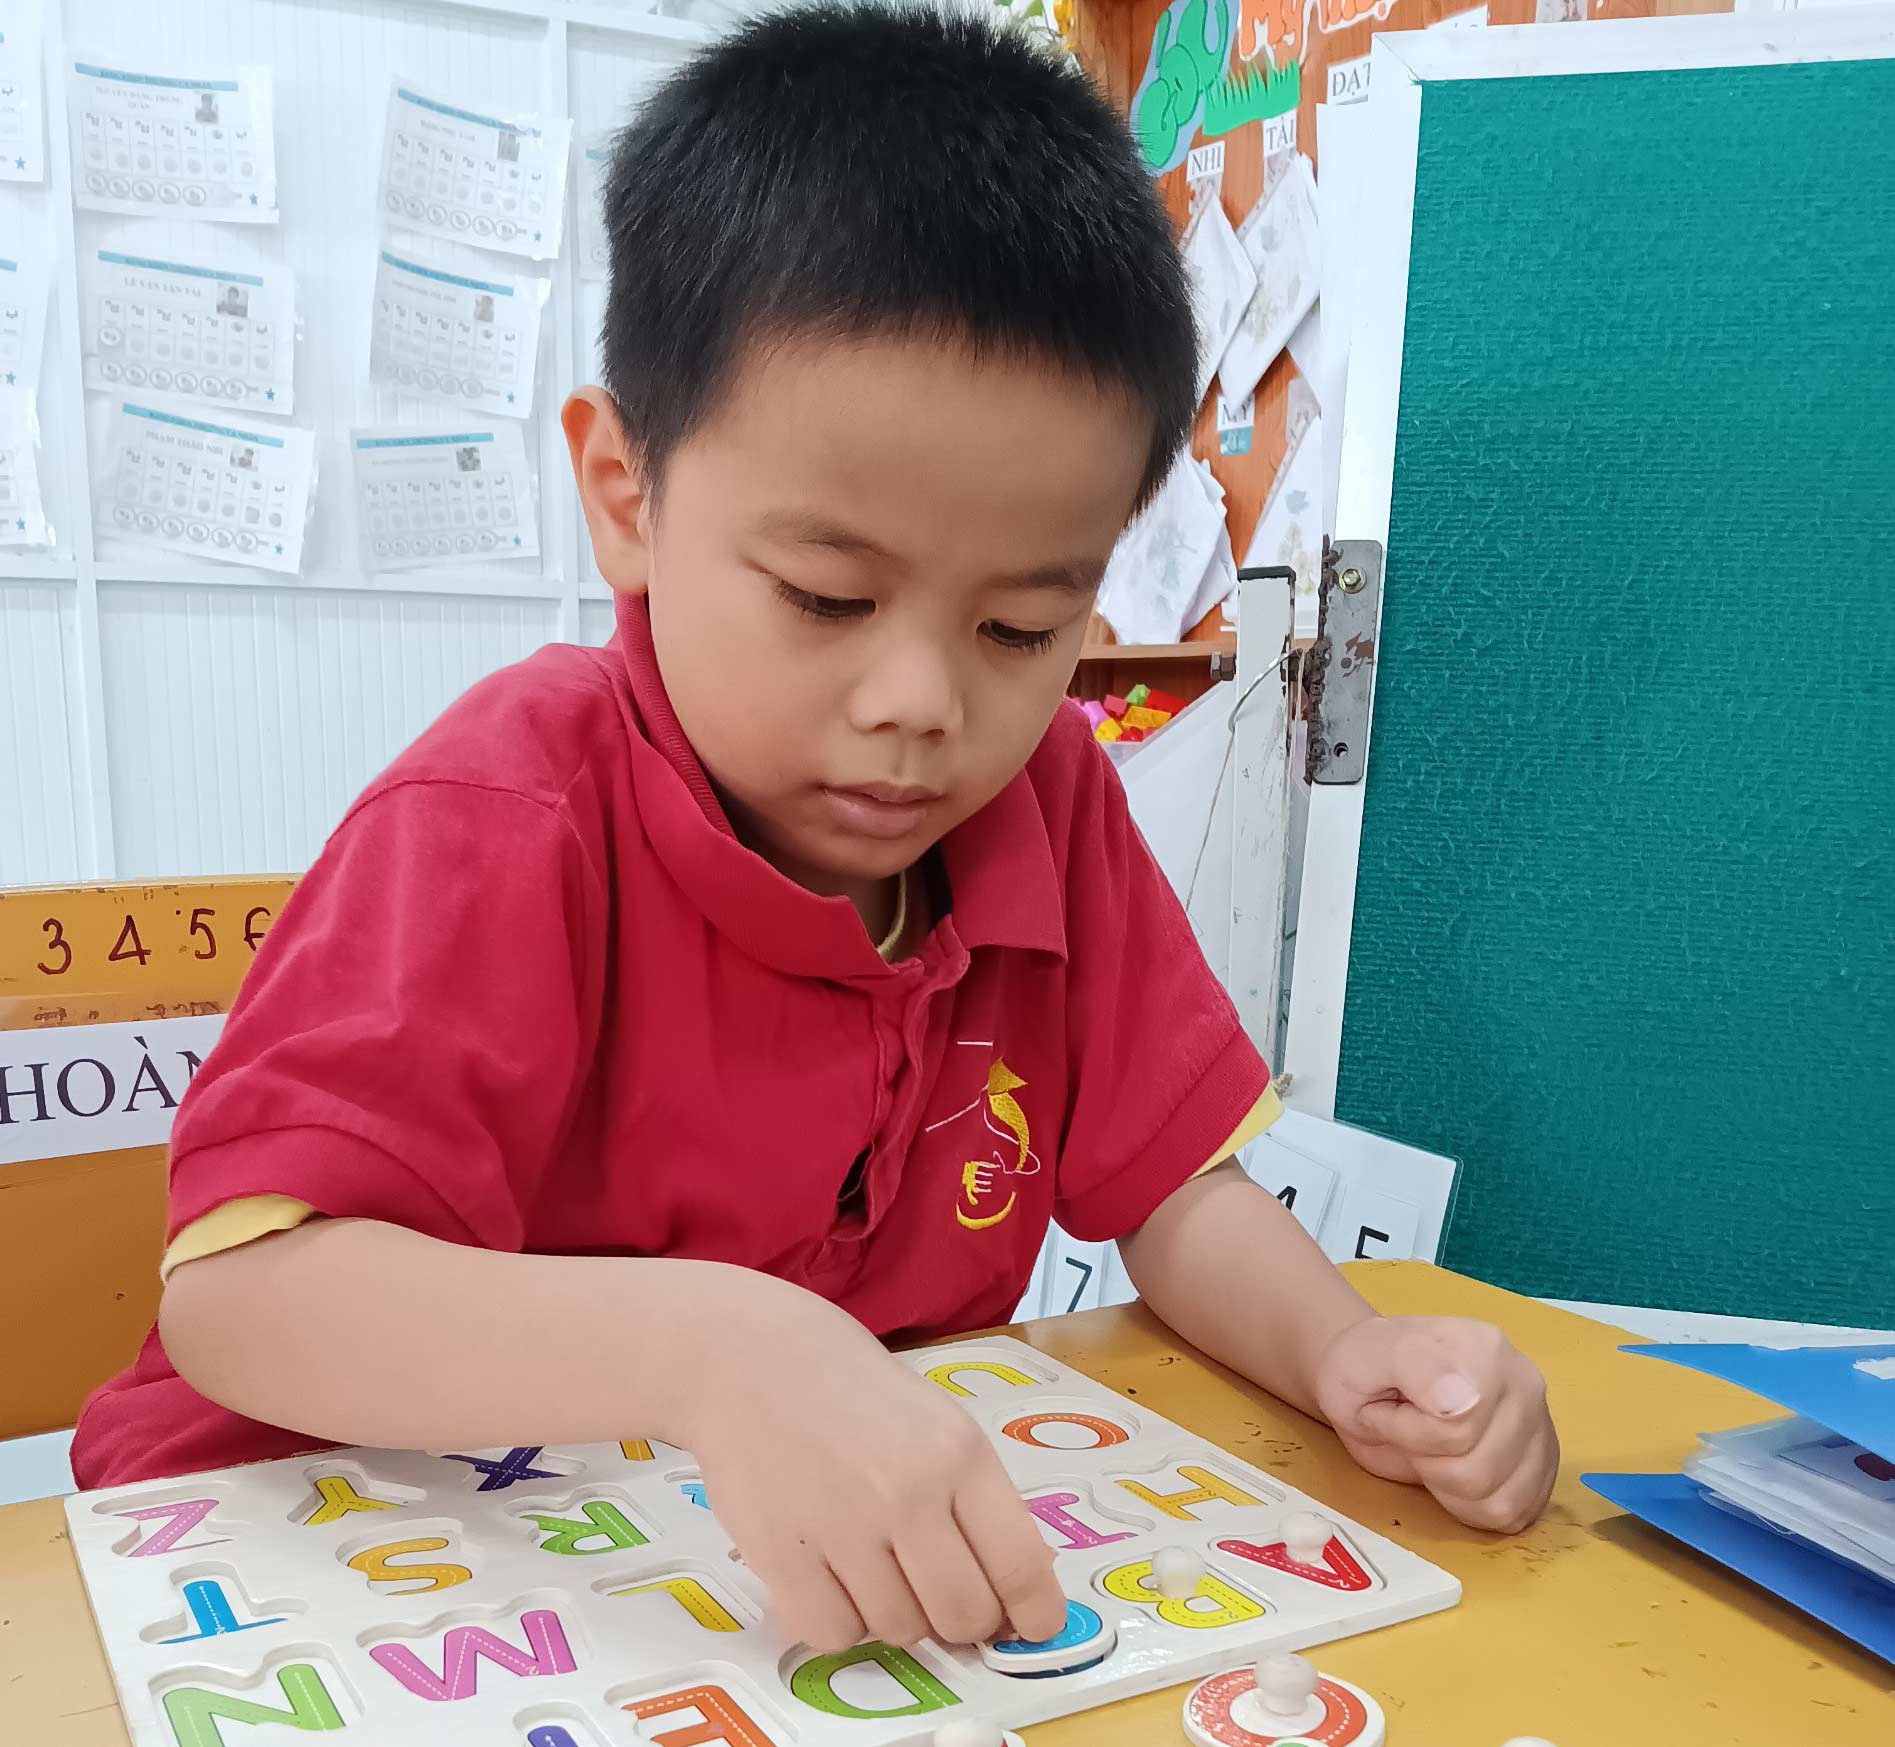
612 594 1066 975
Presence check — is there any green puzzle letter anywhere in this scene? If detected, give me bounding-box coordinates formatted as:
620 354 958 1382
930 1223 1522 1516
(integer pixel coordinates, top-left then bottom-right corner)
789 1644 958 1719
526 1500 649 1555
163 1664 344 1747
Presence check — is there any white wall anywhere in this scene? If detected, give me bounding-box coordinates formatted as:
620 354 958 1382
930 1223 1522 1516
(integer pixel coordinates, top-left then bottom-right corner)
0 0 702 886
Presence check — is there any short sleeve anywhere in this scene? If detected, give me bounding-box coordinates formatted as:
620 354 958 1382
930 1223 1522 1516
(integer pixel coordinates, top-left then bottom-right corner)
1052 732 1272 1243
167 780 606 1253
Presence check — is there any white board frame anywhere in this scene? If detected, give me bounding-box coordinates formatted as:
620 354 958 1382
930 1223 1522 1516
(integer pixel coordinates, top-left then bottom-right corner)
1281 8 1895 1118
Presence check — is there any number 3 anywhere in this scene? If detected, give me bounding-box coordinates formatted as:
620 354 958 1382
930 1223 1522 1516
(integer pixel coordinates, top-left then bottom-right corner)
37 917 72 976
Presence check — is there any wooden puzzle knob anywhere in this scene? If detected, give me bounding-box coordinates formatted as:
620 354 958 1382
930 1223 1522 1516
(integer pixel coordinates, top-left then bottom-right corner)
1152 1544 1207 1598
1280 1508 1333 1563
1255 1651 1319 1717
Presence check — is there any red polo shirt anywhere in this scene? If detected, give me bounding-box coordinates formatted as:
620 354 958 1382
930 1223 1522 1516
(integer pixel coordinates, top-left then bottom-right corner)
72 597 1269 1487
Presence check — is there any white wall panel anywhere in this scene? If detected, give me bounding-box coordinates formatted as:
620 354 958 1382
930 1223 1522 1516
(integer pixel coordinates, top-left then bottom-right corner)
579 596 615 645
98 581 555 877
0 580 86 885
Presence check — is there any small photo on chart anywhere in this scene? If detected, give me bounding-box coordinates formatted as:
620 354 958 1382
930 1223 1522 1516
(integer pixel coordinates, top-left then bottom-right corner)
378 82 570 261
66 58 276 221
99 400 314 574
352 423 539 571
84 250 295 414
0 251 51 394
0 24 48 183
0 390 52 547
369 247 546 419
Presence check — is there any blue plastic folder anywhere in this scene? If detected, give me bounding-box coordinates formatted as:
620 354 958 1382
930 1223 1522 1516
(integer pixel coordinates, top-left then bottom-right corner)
1582 1342 1895 1666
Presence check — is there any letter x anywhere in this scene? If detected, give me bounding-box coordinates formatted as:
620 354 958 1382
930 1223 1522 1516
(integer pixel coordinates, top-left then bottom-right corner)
442 1446 563 1491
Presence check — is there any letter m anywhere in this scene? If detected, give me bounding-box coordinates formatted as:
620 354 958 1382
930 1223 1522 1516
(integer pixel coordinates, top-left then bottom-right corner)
368 1609 576 1702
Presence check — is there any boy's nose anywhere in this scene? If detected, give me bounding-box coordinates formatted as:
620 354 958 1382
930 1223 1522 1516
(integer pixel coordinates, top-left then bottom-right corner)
848 635 962 740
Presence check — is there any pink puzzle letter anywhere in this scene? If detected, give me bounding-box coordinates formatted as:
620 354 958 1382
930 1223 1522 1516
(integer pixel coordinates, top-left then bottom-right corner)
368 1609 576 1701
1025 1490 1134 1552
116 1498 226 1557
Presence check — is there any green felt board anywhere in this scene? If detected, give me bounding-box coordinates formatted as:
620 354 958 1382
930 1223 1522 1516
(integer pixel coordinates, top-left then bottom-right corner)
1336 62 1895 1324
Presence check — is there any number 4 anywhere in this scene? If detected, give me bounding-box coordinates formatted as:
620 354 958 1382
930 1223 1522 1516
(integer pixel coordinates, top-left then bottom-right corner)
109 915 152 967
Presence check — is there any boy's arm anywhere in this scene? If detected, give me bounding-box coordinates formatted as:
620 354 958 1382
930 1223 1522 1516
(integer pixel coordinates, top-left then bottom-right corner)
163 1217 1068 1652
1120 1162 1559 1532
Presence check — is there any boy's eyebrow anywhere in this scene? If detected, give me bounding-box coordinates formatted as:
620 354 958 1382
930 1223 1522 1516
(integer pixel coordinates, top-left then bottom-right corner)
755 511 1103 593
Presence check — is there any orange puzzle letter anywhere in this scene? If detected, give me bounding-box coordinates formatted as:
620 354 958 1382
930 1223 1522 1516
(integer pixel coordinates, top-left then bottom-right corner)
627 1683 776 1747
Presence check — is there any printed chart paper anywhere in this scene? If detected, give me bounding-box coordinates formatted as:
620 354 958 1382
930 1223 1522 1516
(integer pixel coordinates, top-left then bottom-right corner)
0 23 47 183
99 401 315 574
369 248 547 419
84 250 295 414
352 423 539 571
67 59 276 221
378 82 571 261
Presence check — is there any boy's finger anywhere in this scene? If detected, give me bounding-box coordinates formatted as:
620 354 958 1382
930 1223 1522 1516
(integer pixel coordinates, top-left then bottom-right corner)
954 1460 1066 1643
1351 1393 1486 1458
753 1548 867 1655
891 1514 1008 1646
827 1540 934 1648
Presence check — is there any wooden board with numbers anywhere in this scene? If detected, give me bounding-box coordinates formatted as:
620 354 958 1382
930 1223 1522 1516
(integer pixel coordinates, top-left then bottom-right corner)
0 879 293 1439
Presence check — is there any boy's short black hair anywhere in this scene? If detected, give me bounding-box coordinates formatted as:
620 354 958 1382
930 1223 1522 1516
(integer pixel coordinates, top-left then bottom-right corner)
600 2 1195 505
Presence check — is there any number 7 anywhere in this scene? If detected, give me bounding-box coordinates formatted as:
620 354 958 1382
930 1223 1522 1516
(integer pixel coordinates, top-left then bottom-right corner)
1062 1256 1095 1315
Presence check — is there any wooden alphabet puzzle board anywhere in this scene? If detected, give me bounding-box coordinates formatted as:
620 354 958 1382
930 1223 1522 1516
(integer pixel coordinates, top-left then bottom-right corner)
66 1338 1460 1747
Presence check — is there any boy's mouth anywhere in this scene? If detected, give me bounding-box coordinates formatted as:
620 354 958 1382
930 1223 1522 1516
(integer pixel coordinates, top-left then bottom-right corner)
819 782 943 840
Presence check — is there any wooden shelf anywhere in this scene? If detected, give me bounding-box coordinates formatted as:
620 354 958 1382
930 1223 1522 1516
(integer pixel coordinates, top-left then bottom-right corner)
1077 636 1235 665
1069 634 1236 706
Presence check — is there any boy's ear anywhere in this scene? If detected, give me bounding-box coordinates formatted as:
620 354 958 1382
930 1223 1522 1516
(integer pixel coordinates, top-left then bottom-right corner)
562 388 652 595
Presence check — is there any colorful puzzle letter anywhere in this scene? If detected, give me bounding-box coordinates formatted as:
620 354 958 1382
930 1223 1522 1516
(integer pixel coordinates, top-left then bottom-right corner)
347 1535 472 1592
162 1664 343 1747
609 1575 743 1632
527 1500 650 1555
1101 1560 1265 1629
789 1644 959 1718
627 1683 778 1747
923 1359 1039 1397
1117 1464 1264 1520
368 1608 576 1701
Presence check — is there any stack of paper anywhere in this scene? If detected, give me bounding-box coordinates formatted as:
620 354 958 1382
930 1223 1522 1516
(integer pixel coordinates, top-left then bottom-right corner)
1687 1409 1895 1585
1095 449 1237 646
1586 1343 1895 1664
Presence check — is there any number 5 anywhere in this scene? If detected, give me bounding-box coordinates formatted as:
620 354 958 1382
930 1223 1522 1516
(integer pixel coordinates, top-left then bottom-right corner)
189 907 217 960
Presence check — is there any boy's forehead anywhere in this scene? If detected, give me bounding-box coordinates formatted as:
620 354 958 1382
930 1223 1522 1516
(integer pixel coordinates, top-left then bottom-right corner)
681 331 1151 564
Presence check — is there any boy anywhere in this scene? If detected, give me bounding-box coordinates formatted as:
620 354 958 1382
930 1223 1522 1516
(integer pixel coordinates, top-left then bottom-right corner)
74 5 1556 1656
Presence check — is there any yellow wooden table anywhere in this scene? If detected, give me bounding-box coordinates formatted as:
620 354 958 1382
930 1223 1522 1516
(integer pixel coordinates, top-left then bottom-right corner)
3 1262 1890 1745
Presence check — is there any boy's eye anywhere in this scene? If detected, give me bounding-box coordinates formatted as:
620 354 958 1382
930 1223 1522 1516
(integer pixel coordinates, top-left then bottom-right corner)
983 620 1060 655
775 579 871 622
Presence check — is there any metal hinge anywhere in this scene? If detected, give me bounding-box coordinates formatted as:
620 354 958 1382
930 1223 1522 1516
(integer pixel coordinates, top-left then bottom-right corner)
1305 538 1383 785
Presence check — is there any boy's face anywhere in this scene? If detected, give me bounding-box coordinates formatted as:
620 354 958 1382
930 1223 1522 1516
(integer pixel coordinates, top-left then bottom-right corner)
567 334 1150 904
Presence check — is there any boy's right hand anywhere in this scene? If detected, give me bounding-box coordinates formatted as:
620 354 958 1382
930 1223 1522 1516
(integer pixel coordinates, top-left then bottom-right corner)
687 1291 1066 1654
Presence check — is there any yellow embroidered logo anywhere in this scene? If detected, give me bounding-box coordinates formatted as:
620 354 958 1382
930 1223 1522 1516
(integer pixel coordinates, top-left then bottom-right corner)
954 1057 1039 1231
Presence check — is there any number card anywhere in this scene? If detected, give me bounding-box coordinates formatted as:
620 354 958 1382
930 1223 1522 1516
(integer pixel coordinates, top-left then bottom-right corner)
0 250 50 394
0 389 51 547
66 59 276 221
378 82 571 261
0 22 48 183
369 249 546 419
85 251 295 414
351 424 539 571
99 401 315 574
578 131 611 281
